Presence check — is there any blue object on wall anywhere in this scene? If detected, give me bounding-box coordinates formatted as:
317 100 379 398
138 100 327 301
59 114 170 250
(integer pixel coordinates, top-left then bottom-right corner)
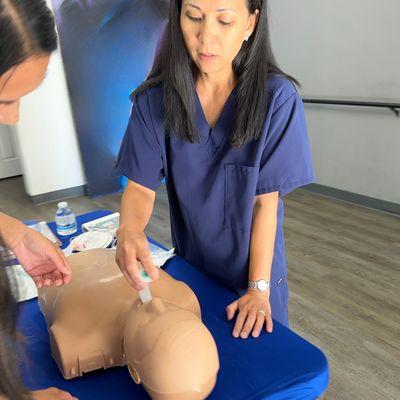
52 0 169 196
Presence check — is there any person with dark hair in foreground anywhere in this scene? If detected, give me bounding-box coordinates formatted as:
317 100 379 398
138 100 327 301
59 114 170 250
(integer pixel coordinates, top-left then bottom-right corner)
0 1 76 399
0 263 76 400
116 0 314 339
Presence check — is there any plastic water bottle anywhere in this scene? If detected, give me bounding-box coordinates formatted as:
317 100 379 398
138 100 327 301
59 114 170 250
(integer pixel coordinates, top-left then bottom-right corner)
55 202 77 236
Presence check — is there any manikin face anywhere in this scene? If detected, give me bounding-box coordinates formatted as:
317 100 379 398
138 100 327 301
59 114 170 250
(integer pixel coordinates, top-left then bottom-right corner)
0 55 50 125
180 0 258 77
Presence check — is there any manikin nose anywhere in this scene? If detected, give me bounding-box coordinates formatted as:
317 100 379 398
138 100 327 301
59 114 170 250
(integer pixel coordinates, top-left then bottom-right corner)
149 297 166 314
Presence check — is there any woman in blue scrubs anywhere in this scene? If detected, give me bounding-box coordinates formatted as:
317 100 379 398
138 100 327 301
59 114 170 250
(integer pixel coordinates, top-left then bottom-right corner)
115 0 314 339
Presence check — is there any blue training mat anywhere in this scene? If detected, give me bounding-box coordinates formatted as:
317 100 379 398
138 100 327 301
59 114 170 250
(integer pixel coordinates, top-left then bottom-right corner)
18 210 329 399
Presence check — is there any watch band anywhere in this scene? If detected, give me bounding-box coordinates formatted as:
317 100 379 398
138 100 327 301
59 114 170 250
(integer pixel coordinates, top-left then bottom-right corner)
248 279 271 292
248 281 258 290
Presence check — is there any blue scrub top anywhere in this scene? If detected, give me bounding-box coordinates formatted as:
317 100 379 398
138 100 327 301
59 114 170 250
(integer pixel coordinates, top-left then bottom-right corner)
116 75 314 326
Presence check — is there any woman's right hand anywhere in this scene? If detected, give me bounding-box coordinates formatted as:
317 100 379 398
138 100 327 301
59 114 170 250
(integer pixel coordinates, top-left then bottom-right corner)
31 387 78 400
115 227 159 290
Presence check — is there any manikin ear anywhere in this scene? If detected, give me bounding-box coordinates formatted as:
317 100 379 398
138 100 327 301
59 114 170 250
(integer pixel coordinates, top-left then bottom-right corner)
244 9 260 41
127 362 142 384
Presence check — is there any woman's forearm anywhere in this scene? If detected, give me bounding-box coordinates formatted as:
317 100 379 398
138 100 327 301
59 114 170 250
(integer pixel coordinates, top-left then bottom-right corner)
116 179 159 287
0 212 25 248
118 180 156 234
248 192 279 283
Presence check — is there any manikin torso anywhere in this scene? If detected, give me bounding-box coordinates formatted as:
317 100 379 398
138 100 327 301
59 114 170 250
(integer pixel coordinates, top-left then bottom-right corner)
38 249 219 399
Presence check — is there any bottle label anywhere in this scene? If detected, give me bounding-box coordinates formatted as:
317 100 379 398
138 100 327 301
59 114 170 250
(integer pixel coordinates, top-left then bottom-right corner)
57 223 77 231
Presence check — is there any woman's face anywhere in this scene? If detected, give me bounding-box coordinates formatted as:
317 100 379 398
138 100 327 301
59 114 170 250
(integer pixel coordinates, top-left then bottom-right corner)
180 0 258 78
0 55 50 125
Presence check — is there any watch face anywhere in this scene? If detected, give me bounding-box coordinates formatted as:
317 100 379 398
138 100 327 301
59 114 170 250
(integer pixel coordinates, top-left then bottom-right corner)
258 280 269 291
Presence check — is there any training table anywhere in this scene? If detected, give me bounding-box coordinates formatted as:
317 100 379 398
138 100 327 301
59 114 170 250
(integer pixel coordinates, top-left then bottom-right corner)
18 210 329 399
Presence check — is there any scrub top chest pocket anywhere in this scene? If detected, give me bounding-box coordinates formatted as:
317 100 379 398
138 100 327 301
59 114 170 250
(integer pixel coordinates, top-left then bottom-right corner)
224 164 259 231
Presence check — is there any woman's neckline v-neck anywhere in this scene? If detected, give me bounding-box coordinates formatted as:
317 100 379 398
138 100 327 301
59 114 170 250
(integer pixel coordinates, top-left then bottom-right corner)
194 85 238 134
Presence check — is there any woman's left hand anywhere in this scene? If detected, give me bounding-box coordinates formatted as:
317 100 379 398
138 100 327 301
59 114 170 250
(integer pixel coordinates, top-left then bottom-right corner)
2 216 71 288
31 387 78 400
10 227 71 288
226 290 273 338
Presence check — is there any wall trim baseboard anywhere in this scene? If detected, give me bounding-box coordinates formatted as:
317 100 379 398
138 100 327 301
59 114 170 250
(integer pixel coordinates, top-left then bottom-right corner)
29 182 400 216
301 184 400 216
30 185 87 205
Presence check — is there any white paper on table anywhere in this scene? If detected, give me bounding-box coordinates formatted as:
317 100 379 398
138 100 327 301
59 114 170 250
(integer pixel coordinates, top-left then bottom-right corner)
5 264 38 302
148 242 175 267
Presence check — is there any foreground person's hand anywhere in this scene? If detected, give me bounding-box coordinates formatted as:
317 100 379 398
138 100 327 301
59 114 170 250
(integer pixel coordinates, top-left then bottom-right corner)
226 290 273 338
115 227 159 290
31 387 78 400
1 214 71 288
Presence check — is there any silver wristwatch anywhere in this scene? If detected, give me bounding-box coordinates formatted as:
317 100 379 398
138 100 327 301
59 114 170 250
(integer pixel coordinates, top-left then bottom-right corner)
248 279 271 293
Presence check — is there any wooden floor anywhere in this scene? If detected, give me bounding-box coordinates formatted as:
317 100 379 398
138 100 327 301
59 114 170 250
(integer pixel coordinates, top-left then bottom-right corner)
1 176 399 400
284 191 400 400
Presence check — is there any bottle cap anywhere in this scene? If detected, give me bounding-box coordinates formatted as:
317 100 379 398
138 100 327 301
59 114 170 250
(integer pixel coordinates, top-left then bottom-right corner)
57 201 68 208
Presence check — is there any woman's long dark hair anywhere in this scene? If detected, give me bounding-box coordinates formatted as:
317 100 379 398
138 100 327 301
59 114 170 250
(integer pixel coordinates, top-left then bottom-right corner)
0 256 30 400
0 0 57 396
0 0 57 76
132 0 298 147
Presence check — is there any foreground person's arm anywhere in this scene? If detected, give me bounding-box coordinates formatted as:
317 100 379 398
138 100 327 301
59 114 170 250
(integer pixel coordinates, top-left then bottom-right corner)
31 387 78 400
0 212 71 288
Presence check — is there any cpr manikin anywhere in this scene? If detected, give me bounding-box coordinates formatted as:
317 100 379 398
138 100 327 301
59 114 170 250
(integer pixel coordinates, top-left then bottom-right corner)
38 249 219 399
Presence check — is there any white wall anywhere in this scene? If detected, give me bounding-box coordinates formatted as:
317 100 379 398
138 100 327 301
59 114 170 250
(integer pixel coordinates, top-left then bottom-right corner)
269 0 400 204
15 0 86 197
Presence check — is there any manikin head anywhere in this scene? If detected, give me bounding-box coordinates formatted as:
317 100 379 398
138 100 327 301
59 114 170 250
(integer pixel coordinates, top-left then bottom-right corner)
123 297 219 400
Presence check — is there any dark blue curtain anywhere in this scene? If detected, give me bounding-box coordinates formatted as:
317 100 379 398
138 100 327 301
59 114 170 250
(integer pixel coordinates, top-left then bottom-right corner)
52 0 169 195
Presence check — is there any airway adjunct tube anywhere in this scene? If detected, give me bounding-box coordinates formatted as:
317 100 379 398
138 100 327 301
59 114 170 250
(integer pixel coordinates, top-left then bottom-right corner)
139 285 153 303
